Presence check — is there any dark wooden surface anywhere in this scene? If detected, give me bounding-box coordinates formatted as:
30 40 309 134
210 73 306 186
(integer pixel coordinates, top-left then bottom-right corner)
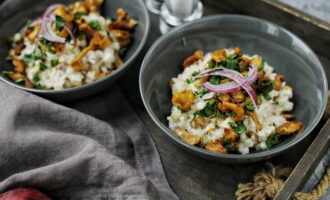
117 1 330 199
274 119 330 200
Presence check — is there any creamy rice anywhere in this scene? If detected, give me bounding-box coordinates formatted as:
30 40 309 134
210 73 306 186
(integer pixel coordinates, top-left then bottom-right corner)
168 48 300 154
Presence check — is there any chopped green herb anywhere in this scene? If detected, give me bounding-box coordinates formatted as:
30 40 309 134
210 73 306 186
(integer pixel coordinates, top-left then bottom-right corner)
36 84 44 89
259 80 274 100
2 71 13 75
225 57 239 70
244 97 250 103
119 47 127 57
51 60 59 67
273 101 279 105
223 139 235 152
226 54 238 60
33 73 40 82
185 78 193 84
40 63 47 71
208 61 215 68
40 37 54 48
202 132 208 138
259 61 265 70
229 111 237 117
15 79 25 85
229 121 247 134
194 102 224 118
74 12 85 20
257 95 263 104
266 133 282 148
55 16 67 30
193 89 209 98
209 76 221 85
192 70 201 76
181 37 187 46
23 54 40 63
5 55 13 61
89 20 101 30
245 104 255 111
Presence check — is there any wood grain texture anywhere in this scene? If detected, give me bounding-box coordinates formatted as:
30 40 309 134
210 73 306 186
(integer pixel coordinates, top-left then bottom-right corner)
117 2 329 199
204 0 330 86
274 119 330 200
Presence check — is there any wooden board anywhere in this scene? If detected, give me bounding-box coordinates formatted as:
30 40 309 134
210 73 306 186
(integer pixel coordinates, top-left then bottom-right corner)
118 1 330 199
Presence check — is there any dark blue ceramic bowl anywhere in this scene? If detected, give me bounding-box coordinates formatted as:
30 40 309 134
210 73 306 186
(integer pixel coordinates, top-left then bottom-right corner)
139 15 328 163
0 0 150 100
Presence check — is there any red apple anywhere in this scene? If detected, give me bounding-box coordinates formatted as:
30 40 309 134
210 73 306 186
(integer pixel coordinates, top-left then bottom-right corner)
0 188 51 200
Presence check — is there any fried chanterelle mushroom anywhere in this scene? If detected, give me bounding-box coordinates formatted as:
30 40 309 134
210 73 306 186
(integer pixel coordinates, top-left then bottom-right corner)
168 47 303 155
4 0 137 90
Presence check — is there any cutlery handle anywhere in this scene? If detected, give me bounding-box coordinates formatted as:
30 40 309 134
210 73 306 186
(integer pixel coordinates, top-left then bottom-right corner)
274 119 330 200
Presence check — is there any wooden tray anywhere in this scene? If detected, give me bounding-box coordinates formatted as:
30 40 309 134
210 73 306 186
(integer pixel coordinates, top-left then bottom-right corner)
119 1 330 199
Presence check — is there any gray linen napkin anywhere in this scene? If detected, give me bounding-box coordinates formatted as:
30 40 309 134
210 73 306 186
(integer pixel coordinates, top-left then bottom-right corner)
0 82 178 200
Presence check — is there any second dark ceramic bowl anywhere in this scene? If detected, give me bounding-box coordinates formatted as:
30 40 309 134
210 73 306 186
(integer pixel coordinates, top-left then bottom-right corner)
139 15 328 163
0 0 150 101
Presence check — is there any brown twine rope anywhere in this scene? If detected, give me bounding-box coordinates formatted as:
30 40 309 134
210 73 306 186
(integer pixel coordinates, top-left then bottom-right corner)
235 162 330 200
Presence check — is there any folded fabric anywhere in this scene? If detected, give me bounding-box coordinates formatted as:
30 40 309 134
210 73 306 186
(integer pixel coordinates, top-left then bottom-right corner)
0 82 178 200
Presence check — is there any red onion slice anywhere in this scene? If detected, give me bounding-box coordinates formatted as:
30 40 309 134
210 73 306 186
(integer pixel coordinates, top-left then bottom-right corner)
199 64 259 107
43 4 64 18
202 82 241 94
39 15 66 43
64 25 75 41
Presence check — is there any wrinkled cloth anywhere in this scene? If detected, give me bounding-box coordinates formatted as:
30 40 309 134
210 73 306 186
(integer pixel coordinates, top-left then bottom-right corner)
0 82 178 200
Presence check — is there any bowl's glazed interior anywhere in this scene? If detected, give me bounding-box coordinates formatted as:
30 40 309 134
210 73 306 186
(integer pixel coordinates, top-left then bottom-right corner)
140 15 327 163
0 0 149 100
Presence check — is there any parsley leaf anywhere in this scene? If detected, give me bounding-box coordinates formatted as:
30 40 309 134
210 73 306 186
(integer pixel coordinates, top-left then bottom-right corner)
51 60 59 67
119 47 127 57
194 89 209 98
223 139 235 152
2 71 13 75
266 133 282 148
245 104 255 111
194 102 224 118
23 54 40 63
229 121 247 134
33 73 40 82
74 12 85 20
89 20 101 30
15 79 25 85
259 61 265 70
36 84 44 89
55 16 67 30
208 61 215 68
40 63 47 71
209 76 221 85
192 70 201 76
225 57 239 70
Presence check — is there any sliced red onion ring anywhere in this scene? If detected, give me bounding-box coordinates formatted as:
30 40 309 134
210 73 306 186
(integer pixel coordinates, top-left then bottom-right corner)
29 4 67 43
64 25 75 41
199 64 259 107
39 15 66 43
43 4 64 18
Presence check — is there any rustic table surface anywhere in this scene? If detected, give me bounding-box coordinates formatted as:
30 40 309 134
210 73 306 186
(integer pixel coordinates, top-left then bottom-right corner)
0 0 328 199
114 1 330 199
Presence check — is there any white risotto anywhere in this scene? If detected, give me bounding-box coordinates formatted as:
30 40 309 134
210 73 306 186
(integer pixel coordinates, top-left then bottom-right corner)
5 0 137 90
168 48 302 154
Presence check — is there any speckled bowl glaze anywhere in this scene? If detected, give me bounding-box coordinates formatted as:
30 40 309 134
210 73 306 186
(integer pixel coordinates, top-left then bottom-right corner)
0 0 150 101
139 15 328 163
